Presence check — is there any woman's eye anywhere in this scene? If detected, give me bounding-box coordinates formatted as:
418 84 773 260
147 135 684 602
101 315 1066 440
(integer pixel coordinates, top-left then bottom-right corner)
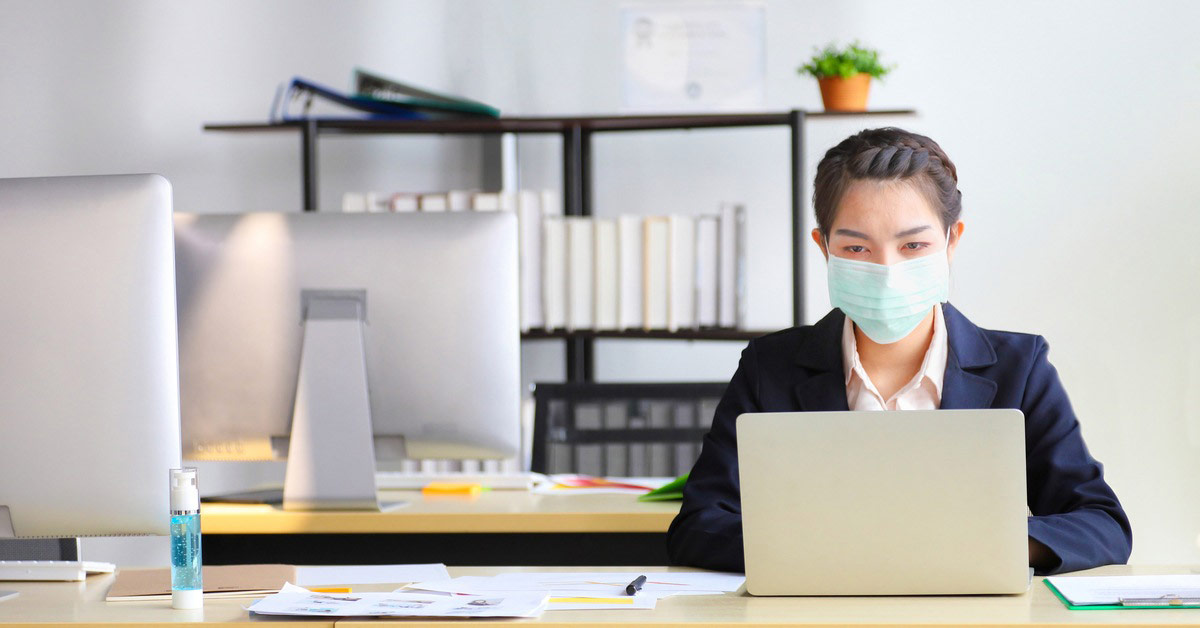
903 242 929 251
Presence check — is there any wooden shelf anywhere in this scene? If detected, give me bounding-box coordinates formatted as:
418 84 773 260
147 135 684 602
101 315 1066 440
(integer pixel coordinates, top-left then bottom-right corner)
202 108 917 382
521 328 767 341
203 109 916 136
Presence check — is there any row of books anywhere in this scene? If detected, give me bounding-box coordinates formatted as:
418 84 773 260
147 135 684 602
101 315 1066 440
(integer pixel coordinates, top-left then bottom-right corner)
340 187 748 332
341 189 533 213
530 205 747 333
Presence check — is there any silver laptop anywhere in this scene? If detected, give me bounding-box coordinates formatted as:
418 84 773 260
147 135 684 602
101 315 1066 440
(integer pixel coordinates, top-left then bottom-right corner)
737 410 1029 596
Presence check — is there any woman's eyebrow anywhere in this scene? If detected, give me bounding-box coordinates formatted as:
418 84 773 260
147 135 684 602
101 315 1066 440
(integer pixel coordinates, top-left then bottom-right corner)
833 228 870 239
895 225 932 238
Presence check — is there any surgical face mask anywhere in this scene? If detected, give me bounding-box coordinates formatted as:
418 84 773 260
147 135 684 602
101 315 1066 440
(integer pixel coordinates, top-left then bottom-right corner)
825 230 951 344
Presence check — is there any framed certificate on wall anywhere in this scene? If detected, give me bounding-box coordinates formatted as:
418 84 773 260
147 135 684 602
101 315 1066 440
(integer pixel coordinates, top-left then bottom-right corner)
620 1 766 113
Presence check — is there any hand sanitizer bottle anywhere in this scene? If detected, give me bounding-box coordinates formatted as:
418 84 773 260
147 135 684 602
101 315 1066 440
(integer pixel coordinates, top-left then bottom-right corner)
169 467 203 609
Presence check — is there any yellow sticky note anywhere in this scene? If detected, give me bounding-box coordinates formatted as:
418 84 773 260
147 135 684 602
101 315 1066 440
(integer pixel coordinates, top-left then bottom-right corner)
421 482 482 496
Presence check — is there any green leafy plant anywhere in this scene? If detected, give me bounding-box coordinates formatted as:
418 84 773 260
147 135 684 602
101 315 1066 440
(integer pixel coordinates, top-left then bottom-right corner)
798 42 894 80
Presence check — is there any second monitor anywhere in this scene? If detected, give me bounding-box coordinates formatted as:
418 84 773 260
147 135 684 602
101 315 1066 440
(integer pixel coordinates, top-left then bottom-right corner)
174 211 520 509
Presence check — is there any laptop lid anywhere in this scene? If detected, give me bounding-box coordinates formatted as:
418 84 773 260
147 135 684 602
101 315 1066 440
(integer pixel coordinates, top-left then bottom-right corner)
737 410 1028 596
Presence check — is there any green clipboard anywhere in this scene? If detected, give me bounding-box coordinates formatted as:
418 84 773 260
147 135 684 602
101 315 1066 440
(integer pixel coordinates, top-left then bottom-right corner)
1044 579 1200 610
637 473 688 502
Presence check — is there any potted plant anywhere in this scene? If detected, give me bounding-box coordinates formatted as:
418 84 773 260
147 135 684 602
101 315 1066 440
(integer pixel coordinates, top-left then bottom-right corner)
798 42 894 112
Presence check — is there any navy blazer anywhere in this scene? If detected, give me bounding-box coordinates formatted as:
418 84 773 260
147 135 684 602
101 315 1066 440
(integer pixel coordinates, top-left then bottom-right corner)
666 303 1132 575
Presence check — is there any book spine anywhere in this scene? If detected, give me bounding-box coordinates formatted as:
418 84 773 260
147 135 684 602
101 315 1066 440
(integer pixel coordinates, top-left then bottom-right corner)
593 219 619 331
418 193 448 212
518 190 544 331
565 217 594 331
695 215 719 328
667 215 696 332
718 203 739 328
617 215 644 330
541 217 567 330
642 217 670 330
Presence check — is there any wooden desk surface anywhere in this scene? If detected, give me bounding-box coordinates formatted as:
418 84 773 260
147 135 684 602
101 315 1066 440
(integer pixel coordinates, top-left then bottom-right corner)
0 576 322 627
3 565 1199 626
201 490 681 534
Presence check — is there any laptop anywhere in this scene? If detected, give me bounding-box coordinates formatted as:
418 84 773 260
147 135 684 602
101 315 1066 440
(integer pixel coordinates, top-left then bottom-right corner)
737 409 1029 596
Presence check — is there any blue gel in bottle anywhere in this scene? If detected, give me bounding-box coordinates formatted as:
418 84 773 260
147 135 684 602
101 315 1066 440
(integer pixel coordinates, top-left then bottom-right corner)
169 468 203 609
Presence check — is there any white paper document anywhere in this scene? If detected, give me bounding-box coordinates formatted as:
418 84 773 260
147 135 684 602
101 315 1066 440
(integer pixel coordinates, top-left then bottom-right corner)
295 563 450 586
408 571 744 600
1046 575 1200 606
247 583 547 618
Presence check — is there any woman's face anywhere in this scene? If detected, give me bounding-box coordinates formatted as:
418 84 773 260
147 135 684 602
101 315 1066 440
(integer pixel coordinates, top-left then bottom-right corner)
812 179 962 266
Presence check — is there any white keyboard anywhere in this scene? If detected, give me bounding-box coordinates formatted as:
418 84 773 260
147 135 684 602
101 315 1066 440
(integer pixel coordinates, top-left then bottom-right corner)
375 471 544 490
0 560 116 582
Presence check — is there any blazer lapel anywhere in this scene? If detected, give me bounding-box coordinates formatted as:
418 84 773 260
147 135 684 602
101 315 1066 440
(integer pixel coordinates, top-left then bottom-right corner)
939 303 999 409
793 309 850 412
795 372 851 411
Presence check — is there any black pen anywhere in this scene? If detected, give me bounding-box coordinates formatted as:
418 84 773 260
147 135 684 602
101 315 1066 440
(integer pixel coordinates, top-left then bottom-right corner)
625 574 647 595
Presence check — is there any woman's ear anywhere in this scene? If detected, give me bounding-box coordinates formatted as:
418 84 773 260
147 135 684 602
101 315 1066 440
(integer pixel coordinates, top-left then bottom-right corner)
947 221 965 263
811 228 828 260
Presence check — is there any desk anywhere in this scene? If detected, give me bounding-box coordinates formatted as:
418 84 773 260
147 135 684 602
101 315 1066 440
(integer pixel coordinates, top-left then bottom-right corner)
201 490 681 566
3 565 1199 626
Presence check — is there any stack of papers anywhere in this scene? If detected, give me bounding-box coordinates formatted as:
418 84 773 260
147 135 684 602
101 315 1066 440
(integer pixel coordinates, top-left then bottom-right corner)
406 571 745 611
248 583 547 618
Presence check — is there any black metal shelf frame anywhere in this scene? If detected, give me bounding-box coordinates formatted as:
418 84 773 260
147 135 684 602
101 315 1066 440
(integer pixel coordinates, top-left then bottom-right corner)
204 109 916 383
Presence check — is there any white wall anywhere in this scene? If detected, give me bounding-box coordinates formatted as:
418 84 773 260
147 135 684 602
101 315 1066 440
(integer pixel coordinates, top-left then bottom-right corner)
1 0 1196 566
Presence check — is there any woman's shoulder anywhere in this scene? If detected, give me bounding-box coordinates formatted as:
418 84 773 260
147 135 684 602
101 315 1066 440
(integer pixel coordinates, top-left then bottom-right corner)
744 326 812 360
943 304 1051 366
744 309 846 370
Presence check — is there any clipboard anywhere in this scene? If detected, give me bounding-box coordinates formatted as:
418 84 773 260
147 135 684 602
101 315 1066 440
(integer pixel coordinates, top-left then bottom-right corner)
1044 579 1200 610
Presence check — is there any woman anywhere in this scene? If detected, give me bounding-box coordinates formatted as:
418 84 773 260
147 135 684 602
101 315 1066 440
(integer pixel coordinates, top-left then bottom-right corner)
666 127 1131 575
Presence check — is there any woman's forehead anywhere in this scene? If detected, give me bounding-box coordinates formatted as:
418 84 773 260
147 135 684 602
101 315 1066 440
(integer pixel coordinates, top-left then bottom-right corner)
831 179 939 234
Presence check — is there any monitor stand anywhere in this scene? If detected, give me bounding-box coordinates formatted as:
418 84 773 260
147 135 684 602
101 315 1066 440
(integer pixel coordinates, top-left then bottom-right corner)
0 507 12 538
282 291 400 511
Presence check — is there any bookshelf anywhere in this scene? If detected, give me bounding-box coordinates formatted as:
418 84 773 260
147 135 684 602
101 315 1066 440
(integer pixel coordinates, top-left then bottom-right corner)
204 109 916 383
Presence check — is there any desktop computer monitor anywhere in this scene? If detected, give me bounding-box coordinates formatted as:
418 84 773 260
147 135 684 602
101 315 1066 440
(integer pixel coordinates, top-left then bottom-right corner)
173 211 520 509
0 174 181 539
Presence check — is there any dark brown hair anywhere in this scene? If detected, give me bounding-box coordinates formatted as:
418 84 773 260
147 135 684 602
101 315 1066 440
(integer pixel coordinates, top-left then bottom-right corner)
812 127 962 237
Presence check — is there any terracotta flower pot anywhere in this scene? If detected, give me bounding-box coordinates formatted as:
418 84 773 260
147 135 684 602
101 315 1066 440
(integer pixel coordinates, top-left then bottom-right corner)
817 74 872 111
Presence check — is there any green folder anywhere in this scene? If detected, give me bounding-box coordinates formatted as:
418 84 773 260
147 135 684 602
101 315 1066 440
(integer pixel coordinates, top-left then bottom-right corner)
1044 579 1200 610
638 473 688 502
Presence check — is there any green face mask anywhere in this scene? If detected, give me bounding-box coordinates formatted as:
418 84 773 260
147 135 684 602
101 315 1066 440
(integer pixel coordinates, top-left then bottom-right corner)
825 234 951 344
